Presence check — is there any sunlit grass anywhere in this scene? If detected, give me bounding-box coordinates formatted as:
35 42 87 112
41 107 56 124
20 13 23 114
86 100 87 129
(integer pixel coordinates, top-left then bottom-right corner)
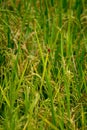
0 0 87 130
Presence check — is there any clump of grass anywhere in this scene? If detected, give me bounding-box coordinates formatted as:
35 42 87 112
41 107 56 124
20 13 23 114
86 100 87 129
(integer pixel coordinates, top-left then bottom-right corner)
0 0 87 130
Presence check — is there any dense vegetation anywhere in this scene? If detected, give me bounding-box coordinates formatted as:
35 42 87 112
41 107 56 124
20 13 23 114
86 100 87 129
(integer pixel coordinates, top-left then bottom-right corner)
0 0 87 129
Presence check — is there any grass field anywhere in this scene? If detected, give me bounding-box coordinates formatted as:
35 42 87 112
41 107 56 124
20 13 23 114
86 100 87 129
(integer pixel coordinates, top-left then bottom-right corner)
0 0 87 130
